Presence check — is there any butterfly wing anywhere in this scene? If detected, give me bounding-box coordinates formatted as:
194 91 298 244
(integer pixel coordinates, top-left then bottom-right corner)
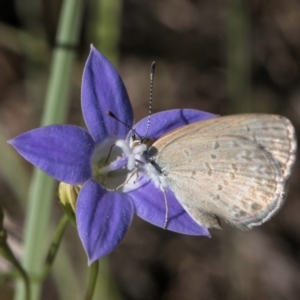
150 114 296 229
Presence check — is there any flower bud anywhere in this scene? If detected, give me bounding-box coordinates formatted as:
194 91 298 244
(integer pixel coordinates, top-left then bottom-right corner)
58 182 80 226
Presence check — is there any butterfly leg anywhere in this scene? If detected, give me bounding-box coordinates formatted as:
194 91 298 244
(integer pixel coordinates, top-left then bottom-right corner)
162 188 169 230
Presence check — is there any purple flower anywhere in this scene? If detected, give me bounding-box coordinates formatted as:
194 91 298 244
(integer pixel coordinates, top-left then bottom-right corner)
8 46 216 264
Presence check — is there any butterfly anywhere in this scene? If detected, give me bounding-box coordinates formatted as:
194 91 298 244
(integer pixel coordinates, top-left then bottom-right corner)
130 114 297 230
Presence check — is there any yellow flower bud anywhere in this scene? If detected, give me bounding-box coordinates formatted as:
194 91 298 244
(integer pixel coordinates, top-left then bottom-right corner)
58 182 81 226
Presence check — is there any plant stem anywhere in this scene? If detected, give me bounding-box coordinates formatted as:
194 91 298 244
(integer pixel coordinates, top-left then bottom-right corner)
14 1 84 299
86 1 124 299
84 261 99 300
0 208 30 300
40 215 69 281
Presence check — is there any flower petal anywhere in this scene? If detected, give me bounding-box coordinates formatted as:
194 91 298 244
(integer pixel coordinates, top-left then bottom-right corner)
132 109 217 140
77 179 134 264
82 46 134 142
126 176 210 236
8 125 94 184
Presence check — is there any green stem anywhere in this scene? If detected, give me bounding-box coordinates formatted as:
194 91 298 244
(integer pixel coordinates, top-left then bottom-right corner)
14 1 84 300
84 261 99 300
86 1 124 299
93 258 123 300
0 242 31 300
40 215 69 281
0 208 30 300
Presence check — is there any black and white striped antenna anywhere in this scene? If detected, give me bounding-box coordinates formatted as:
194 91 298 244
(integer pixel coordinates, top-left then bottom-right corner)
145 61 155 138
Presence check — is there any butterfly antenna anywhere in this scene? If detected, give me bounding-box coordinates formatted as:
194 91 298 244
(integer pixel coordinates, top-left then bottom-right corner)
145 61 155 138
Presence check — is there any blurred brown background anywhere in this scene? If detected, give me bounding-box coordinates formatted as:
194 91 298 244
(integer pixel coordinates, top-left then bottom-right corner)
0 0 300 299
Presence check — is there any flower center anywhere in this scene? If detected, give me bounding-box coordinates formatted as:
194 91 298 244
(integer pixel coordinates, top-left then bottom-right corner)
91 138 132 191
91 136 151 192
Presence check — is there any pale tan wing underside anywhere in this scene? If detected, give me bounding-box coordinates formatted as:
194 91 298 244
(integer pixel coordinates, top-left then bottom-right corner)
151 114 297 229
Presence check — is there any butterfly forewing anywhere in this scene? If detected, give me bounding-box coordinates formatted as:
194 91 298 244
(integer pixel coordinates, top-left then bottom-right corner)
150 114 296 229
